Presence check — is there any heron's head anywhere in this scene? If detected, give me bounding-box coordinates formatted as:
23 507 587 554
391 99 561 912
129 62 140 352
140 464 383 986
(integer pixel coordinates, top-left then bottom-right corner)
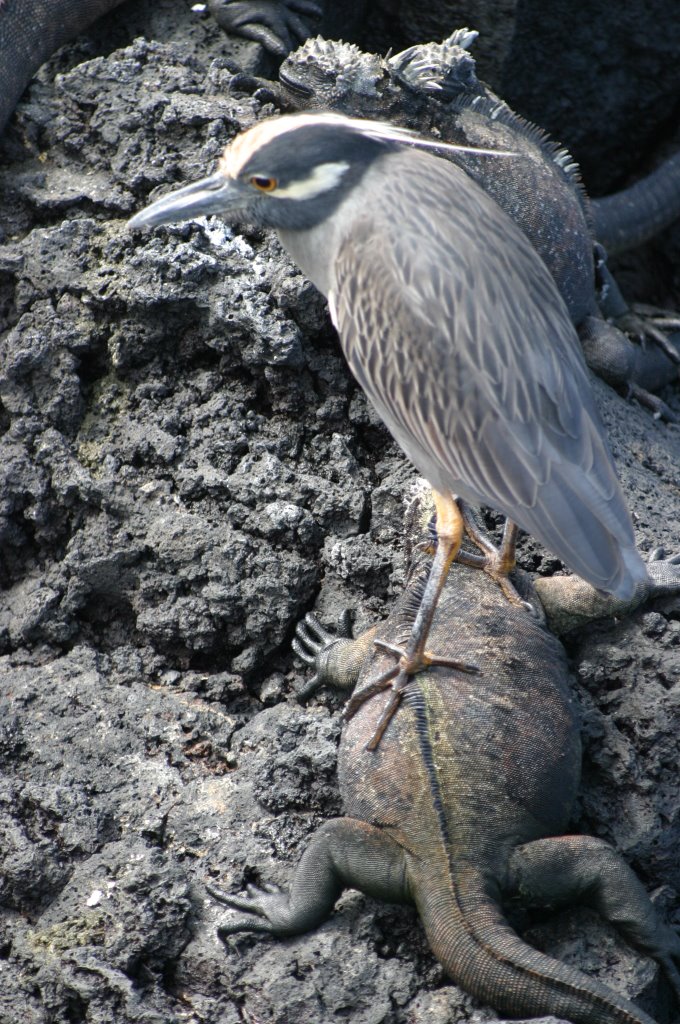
128 112 515 234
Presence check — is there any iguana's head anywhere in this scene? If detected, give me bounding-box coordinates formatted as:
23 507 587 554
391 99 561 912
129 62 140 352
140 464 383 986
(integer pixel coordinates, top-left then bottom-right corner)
278 37 387 113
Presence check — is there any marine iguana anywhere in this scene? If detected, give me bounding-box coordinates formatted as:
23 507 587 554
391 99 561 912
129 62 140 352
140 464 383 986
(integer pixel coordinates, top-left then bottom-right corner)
209 511 680 1024
275 31 680 419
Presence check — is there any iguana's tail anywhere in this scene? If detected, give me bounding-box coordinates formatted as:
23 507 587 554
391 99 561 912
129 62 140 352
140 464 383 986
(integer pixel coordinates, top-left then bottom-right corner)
590 151 680 254
0 0 127 136
410 689 659 1024
415 872 658 1024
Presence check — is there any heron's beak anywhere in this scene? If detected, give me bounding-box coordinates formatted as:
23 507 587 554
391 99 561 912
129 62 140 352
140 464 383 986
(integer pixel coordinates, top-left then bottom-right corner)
128 172 243 229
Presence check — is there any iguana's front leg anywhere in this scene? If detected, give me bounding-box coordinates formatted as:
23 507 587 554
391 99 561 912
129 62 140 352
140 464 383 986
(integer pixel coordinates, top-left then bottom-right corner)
535 548 680 636
507 835 680 997
292 613 377 698
209 818 411 937
206 0 321 57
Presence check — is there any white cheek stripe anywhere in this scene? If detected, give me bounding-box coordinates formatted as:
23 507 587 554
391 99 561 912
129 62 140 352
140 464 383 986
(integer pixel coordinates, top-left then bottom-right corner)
328 290 339 330
273 161 350 200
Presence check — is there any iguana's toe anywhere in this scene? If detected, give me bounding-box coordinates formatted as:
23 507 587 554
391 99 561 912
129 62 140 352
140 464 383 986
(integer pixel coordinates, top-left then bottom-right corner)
615 306 680 367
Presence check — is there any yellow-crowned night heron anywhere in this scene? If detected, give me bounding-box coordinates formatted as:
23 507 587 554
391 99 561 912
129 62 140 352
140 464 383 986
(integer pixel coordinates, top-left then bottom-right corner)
129 112 647 746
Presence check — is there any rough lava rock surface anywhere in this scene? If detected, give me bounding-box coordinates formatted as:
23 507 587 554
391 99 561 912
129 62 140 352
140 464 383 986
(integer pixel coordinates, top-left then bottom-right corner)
0 2 679 1023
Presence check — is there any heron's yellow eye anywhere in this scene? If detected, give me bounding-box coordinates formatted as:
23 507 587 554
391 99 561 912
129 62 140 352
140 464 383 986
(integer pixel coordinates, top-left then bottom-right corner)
249 175 277 192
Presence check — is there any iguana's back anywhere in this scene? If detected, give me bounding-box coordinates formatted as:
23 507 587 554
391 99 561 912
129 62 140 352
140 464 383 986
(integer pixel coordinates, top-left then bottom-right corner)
340 559 580 870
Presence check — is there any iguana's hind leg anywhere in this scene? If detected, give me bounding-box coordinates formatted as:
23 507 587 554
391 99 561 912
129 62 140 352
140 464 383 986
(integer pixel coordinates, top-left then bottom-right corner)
579 315 679 423
596 247 680 369
209 818 410 938
507 835 680 997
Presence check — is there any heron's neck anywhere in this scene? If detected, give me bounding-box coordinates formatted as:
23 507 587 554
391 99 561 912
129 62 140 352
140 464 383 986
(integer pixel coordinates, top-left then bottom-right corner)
277 155 389 297
277 221 337 297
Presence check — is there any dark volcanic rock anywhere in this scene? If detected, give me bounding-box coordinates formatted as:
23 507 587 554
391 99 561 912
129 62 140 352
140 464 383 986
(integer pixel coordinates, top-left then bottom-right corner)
0 2 679 1023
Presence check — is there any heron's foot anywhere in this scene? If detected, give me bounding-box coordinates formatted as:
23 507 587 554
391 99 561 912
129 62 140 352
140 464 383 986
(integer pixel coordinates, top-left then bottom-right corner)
343 639 479 752
457 505 534 612
342 661 400 729
615 304 680 368
477 552 528 609
374 638 479 676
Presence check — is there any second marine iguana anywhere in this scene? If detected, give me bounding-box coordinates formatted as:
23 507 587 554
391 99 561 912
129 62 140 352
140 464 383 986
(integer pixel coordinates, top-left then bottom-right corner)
0 0 323 136
274 31 680 419
208 513 680 1024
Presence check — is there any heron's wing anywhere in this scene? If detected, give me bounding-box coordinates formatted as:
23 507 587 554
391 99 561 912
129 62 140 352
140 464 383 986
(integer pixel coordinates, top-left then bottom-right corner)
330 151 643 596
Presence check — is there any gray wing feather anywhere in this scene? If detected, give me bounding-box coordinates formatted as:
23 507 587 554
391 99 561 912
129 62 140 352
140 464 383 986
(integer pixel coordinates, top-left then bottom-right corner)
331 151 644 597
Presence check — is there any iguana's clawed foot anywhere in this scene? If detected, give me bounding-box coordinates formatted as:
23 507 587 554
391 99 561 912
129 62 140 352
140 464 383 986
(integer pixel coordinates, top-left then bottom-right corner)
207 0 321 58
292 612 351 699
207 880 288 936
626 382 678 423
344 639 479 752
646 546 680 595
615 304 680 369
228 70 287 106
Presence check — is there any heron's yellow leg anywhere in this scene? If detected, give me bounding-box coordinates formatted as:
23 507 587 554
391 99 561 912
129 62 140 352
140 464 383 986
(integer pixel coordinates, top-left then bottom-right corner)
345 489 479 752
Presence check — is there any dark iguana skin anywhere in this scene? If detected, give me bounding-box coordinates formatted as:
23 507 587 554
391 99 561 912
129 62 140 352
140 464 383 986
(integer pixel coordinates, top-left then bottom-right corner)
276 32 680 414
212 540 680 1024
0 0 320 135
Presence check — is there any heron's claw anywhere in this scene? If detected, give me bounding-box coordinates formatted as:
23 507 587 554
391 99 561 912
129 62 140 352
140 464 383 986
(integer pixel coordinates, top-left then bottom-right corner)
343 637 478 751
343 663 400 725
456 503 535 612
